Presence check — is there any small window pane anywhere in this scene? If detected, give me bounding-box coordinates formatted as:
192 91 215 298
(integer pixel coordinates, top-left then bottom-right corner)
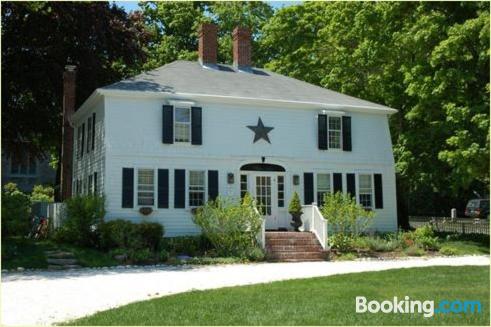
358 174 373 209
189 171 205 206
240 174 248 199
175 107 190 122
277 175 284 207
138 169 154 206
328 117 341 149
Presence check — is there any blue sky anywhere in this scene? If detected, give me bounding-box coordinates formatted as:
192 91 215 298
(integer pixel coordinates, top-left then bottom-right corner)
113 1 301 12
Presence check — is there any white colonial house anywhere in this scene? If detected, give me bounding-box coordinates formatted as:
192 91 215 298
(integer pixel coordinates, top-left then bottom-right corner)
66 24 398 249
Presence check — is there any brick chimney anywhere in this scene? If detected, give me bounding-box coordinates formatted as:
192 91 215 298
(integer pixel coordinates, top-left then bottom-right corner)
198 23 218 67
233 26 252 71
60 65 76 200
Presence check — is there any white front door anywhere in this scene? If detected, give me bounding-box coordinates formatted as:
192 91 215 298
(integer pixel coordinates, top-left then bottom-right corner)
253 174 280 230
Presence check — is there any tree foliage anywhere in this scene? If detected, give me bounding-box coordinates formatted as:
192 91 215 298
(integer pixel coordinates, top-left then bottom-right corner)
1 1 150 158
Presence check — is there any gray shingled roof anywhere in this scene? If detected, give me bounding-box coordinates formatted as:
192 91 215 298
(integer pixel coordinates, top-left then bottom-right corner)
102 60 395 112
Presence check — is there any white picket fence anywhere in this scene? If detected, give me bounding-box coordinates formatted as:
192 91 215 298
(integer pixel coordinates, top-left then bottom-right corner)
47 202 67 229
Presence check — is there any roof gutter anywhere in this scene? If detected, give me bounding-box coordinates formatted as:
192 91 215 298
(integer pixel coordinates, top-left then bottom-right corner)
75 88 397 117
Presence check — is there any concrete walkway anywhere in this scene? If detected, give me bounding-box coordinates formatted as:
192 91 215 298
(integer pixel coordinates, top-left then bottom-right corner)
1 255 489 326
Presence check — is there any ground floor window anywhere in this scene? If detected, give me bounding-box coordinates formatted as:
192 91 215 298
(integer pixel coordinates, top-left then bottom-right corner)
317 173 331 205
277 175 284 207
137 169 154 206
189 170 205 207
358 174 373 209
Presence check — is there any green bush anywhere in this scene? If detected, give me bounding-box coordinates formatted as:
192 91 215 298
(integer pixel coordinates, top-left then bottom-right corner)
336 252 357 261
59 195 105 247
245 247 266 261
330 233 354 252
128 248 154 264
1 183 31 237
439 246 459 256
363 236 400 252
406 225 440 250
185 256 246 265
161 235 213 256
288 191 302 215
323 192 374 247
159 249 169 262
404 245 425 256
193 195 263 257
99 219 163 251
30 184 54 203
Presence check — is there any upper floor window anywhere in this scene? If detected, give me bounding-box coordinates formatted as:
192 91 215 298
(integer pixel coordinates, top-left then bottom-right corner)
10 152 37 176
359 174 373 209
328 116 342 149
316 173 331 205
174 107 191 143
189 170 205 207
137 169 154 206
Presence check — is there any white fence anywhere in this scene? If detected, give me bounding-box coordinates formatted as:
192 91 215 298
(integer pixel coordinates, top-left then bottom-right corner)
47 202 66 229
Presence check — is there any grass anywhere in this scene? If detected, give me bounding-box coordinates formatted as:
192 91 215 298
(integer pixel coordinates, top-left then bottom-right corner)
66 266 489 326
1 237 118 270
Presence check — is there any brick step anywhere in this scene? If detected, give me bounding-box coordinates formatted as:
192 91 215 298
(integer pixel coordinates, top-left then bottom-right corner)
265 232 315 239
267 251 327 260
266 239 320 246
269 258 325 262
267 245 323 252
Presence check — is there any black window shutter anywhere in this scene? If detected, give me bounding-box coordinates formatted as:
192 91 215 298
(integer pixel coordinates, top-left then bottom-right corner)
158 169 169 208
174 169 185 208
122 168 134 208
346 173 356 199
333 173 343 193
318 114 328 150
81 123 85 158
162 105 174 144
303 172 314 205
94 172 98 195
208 170 218 200
92 113 96 151
191 107 202 145
374 174 383 209
342 116 352 151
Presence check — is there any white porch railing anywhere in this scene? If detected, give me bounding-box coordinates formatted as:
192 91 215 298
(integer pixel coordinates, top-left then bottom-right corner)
301 203 328 250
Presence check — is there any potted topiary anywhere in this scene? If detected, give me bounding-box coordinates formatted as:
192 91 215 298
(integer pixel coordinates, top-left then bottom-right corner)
288 191 303 231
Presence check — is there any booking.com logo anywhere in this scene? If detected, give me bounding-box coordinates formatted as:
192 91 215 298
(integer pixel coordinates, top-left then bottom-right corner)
356 296 482 318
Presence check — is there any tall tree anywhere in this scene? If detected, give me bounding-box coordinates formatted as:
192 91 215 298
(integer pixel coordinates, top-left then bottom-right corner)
260 1 489 217
1 2 149 160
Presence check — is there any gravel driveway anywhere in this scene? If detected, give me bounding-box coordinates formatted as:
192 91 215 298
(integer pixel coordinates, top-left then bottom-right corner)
2 255 489 326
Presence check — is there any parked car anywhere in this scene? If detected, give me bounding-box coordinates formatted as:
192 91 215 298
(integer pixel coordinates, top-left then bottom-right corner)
464 199 489 219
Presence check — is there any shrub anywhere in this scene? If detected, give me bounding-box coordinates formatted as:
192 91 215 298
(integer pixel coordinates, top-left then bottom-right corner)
185 257 246 265
159 249 169 262
245 247 266 261
193 195 263 257
336 252 357 261
411 225 440 250
99 219 163 251
128 248 154 264
161 235 213 256
439 246 459 256
1 183 31 237
330 233 354 252
60 195 105 247
364 236 400 252
30 185 54 203
404 245 425 256
322 192 374 238
288 191 302 215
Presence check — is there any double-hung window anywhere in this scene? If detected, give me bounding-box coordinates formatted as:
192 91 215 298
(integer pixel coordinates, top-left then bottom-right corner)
174 107 191 143
189 171 205 207
328 116 342 149
137 169 154 206
358 174 373 209
317 173 331 205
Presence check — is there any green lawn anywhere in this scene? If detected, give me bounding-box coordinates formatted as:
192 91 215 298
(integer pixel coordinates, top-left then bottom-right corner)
66 266 489 326
1 237 118 270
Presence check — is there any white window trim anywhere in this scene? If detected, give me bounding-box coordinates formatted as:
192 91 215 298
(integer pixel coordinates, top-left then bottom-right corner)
135 168 156 208
188 170 207 208
328 116 343 150
357 173 374 210
173 106 192 144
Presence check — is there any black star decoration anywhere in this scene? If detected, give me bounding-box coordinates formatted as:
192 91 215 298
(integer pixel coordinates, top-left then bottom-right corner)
247 117 274 144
